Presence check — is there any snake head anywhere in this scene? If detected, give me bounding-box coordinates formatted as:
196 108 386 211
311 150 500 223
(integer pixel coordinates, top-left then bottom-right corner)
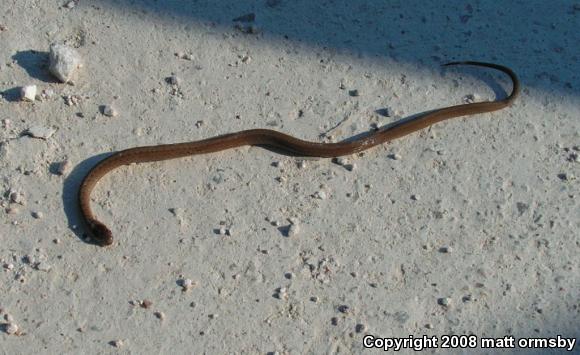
87 219 114 246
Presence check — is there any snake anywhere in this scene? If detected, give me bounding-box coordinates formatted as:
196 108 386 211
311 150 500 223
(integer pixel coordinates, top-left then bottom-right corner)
78 61 519 246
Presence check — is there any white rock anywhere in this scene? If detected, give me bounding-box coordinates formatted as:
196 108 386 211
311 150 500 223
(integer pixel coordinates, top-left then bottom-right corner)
20 85 37 101
5 323 18 335
314 190 327 200
3 263 14 270
110 339 123 348
102 105 118 117
55 160 71 176
25 126 56 139
287 223 300 237
181 278 196 291
49 43 82 83
9 191 25 205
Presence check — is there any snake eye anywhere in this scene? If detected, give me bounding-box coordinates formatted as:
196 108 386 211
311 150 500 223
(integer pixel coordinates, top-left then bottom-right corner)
88 219 114 246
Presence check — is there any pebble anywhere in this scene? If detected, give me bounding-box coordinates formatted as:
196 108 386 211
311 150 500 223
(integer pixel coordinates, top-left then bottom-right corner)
140 299 153 309
388 153 402 160
313 190 327 200
4 323 18 335
167 75 180 86
438 246 452 253
355 323 367 333
287 223 300 237
438 297 452 307
55 160 71 176
180 278 196 291
297 160 306 169
411 194 420 201
310 296 319 303
349 89 360 97
425 323 434 329
35 261 51 272
25 125 56 139
3 263 14 270
463 94 479 103
110 339 123 348
9 191 25 205
102 105 118 117
64 0 76 9
49 43 82 83
338 305 350 314
20 85 37 101
153 311 165 320
31 211 43 219
40 88 55 100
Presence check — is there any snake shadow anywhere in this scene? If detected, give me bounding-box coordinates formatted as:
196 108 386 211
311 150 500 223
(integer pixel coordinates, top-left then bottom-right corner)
62 152 113 245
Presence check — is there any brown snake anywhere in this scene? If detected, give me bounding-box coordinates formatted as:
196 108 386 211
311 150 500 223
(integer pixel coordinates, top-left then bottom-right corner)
79 61 519 246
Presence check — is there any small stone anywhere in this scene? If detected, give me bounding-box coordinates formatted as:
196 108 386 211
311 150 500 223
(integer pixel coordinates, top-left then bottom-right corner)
181 278 196 291
313 190 327 200
55 160 71 176
208 314 218 319
438 297 452 307
425 323 434 329
349 89 360 97
3 263 14 270
110 339 123 348
338 305 350 314
101 105 118 117
4 314 13 322
64 0 76 9
438 246 452 253
167 75 180 86
287 223 300 237
218 227 227 235
41 88 55 100
388 153 402 160
463 94 479 103
153 311 165 320
35 262 51 272
9 191 25 205
4 323 18 335
335 157 349 166
25 125 56 139
20 85 37 101
140 299 153 309
331 317 339 326
310 296 319 303
297 160 306 169
31 211 43 219
49 43 82 83
355 323 367 333
411 194 420 201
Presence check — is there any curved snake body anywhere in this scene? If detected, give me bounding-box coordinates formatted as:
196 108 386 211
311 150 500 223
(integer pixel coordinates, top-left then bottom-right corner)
79 62 519 246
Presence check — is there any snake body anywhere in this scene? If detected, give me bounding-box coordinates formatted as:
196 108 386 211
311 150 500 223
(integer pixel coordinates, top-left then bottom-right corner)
79 61 519 246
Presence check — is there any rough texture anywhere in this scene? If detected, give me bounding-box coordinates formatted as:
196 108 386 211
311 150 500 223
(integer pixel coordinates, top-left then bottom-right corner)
0 1 578 354
48 43 81 83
